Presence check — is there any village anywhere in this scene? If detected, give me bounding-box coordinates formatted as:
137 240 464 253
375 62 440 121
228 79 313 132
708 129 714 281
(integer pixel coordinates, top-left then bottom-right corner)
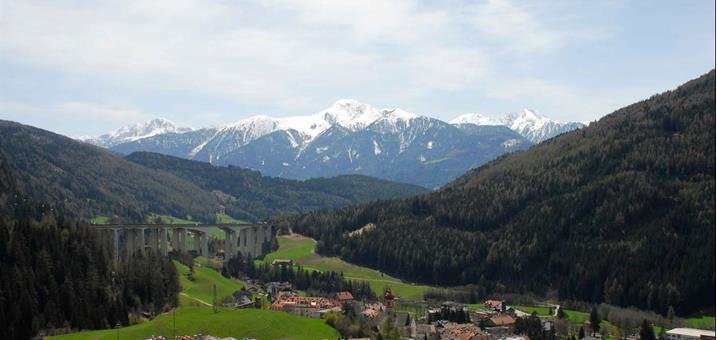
211 259 717 340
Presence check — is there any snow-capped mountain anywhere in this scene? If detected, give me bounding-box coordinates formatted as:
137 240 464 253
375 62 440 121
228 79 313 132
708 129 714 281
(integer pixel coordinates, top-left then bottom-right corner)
192 99 419 163
451 109 585 143
83 118 192 148
84 100 583 187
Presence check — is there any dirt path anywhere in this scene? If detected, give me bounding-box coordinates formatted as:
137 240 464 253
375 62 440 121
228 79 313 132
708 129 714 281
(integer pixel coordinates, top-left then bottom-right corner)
180 292 212 307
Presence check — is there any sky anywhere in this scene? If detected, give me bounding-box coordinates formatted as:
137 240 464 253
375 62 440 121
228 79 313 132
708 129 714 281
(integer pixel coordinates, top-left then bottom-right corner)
0 0 714 137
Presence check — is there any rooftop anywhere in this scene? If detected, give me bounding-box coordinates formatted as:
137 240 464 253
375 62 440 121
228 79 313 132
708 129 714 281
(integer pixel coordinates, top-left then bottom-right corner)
666 328 716 337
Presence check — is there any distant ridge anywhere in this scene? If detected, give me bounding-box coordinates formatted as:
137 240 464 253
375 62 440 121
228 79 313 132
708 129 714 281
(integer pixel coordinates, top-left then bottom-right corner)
84 100 582 187
126 151 427 221
0 120 428 222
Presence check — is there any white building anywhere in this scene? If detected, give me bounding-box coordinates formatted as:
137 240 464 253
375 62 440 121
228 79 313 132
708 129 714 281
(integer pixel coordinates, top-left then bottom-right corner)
665 328 716 340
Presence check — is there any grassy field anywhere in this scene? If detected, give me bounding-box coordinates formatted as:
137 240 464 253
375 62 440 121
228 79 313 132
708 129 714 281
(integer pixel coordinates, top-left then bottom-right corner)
261 234 431 300
90 215 111 224
683 315 716 329
49 307 339 340
512 305 588 324
216 213 246 223
195 255 224 271
175 261 244 306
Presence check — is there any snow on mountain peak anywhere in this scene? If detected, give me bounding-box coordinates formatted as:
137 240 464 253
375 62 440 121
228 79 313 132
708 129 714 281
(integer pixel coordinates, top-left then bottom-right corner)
112 117 189 138
83 117 191 147
500 109 553 131
220 99 420 148
319 99 382 130
380 108 418 121
450 113 501 126
451 109 583 143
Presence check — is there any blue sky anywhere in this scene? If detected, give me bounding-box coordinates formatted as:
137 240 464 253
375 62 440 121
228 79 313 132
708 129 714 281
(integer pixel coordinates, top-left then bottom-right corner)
0 0 714 137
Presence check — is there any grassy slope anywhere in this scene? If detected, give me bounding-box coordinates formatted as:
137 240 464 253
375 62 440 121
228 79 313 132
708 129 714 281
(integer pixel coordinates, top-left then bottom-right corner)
49 307 339 340
90 215 111 224
175 261 244 306
261 234 431 300
683 315 716 329
513 305 589 324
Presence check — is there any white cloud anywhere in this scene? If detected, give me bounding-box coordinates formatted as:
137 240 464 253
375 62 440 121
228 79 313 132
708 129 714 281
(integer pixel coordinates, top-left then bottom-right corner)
55 101 148 122
463 0 605 53
0 100 148 136
0 0 614 127
0 1 500 105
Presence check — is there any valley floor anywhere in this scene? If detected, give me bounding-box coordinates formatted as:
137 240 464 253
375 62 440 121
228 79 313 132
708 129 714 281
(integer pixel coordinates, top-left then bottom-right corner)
50 232 715 340
260 233 432 300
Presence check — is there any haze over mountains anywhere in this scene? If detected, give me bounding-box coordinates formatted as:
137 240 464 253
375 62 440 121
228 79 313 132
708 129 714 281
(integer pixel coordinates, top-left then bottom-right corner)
83 100 584 187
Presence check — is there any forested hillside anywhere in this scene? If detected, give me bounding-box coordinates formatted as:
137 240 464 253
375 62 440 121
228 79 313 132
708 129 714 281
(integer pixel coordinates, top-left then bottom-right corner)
280 70 716 316
0 176 182 340
126 152 426 221
0 121 425 223
0 121 219 222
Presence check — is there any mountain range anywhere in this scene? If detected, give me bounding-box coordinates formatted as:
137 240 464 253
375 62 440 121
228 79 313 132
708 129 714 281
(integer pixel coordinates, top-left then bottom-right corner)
83 100 584 188
280 70 716 316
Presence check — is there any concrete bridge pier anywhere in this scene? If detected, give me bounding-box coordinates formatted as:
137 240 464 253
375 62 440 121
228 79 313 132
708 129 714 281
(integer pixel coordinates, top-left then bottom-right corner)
171 228 179 251
251 227 256 256
200 232 209 257
137 228 146 255
223 228 237 260
110 228 120 263
192 231 209 257
91 222 271 262
178 228 187 253
252 226 261 257
126 229 135 257
239 228 247 257
159 228 168 256
147 228 159 254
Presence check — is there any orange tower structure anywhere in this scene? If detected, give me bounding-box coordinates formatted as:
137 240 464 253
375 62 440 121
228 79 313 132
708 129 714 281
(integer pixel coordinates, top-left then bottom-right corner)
384 287 395 311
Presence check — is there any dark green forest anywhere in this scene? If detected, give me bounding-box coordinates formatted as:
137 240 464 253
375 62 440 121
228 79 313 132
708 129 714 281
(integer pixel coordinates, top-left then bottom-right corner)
0 121 219 222
0 216 180 339
126 151 426 221
0 153 182 339
279 71 716 316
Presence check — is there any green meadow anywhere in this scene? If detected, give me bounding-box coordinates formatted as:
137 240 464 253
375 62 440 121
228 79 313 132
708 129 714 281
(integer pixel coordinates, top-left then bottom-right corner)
175 260 244 306
49 307 339 340
513 305 589 324
261 234 431 300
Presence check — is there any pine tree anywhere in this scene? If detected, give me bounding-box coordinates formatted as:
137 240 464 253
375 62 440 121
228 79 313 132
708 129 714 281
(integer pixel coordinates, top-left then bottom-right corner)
590 306 601 334
639 320 656 340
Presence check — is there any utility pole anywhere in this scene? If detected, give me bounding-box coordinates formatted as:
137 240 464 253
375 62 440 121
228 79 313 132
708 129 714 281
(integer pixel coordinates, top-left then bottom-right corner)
213 284 218 313
173 307 176 339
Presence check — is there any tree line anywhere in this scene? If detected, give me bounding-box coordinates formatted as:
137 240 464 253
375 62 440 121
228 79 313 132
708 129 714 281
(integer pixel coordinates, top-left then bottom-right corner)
222 252 376 300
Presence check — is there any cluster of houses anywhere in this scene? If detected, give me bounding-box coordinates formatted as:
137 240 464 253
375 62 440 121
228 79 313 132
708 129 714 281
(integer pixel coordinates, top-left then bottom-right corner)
220 277 716 340
356 289 417 338
417 299 537 340
269 291 343 318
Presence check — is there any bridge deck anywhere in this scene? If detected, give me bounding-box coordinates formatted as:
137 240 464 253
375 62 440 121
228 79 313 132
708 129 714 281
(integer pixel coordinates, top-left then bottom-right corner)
89 223 264 230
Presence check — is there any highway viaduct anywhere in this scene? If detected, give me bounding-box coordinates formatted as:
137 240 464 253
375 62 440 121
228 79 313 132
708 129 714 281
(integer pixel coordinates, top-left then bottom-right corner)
90 223 273 262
